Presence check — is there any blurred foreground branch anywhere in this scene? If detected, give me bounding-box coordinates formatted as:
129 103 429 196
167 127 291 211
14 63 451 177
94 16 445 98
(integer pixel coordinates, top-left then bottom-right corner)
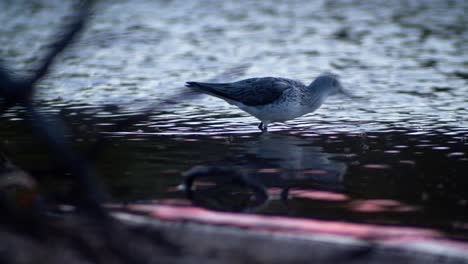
0 1 177 263
0 0 106 217
0 0 253 262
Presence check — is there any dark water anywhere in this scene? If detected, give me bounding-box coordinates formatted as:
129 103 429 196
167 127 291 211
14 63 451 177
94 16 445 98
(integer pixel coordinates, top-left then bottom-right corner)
1 0 468 240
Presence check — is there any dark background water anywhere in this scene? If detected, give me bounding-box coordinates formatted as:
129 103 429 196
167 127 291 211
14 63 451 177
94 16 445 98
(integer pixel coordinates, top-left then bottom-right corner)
1 0 467 240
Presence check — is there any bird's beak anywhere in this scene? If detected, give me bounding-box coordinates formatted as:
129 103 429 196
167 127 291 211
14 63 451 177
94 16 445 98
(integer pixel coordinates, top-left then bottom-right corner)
340 87 353 97
338 85 361 99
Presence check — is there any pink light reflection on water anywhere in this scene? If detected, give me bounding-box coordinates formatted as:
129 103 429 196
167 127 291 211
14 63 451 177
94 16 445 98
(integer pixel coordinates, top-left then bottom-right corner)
127 204 447 244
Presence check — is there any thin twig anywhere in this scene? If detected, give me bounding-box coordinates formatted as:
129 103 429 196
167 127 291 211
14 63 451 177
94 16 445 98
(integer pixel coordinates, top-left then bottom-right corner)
27 0 93 88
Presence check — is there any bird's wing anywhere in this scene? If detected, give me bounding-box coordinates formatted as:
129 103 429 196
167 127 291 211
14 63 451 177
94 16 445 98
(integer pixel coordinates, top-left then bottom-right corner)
186 77 294 106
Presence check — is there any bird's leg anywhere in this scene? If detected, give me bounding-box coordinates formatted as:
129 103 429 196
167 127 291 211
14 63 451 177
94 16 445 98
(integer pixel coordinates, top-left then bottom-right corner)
258 122 268 132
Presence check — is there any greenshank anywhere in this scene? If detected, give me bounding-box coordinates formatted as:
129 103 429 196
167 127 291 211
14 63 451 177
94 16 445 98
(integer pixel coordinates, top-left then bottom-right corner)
186 73 350 132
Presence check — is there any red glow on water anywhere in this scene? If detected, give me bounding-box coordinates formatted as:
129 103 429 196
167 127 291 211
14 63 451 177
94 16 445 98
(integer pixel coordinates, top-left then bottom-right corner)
303 170 328 175
126 204 443 243
157 199 192 206
349 199 420 213
257 168 282 174
363 164 391 169
289 189 349 202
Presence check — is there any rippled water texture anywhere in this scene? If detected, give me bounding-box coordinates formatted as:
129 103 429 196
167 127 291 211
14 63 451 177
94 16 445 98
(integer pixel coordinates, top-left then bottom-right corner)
1 0 468 239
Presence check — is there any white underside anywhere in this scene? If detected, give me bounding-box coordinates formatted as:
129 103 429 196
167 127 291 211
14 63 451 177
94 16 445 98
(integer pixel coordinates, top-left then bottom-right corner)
224 95 326 125
237 101 305 124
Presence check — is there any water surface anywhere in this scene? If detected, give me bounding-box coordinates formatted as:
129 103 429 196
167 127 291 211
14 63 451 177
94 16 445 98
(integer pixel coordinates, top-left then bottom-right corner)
1 0 467 241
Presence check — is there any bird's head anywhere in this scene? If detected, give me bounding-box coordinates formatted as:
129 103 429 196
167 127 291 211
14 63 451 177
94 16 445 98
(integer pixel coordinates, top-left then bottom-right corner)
309 73 352 97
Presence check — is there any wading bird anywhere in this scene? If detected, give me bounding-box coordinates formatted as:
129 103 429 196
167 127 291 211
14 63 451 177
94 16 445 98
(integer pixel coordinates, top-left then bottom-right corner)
187 73 351 132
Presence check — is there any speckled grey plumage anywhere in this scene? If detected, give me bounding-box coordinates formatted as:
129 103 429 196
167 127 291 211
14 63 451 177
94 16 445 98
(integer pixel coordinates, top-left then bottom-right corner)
186 73 347 131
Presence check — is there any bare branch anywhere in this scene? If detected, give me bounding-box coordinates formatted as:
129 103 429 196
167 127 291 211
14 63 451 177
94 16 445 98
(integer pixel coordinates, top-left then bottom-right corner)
24 101 107 217
27 0 94 88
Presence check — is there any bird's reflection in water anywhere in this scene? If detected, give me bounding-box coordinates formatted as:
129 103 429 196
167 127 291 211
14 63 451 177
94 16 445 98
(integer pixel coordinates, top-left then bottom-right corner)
183 133 347 213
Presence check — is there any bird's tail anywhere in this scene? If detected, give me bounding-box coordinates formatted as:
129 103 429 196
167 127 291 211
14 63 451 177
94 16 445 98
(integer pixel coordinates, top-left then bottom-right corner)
185 82 237 103
185 82 198 88
185 82 209 93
